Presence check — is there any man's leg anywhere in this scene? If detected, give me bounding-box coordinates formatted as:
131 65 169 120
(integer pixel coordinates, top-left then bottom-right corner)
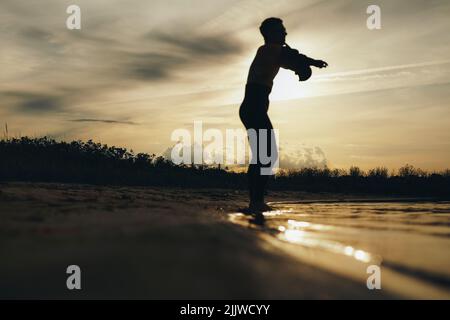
256 115 277 204
246 123 266 208
247 163 259 203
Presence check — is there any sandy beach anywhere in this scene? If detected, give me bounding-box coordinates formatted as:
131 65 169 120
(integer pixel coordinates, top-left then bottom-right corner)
1 182 448 299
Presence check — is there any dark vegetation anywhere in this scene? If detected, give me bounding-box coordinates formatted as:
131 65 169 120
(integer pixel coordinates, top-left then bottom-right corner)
1 137 449 197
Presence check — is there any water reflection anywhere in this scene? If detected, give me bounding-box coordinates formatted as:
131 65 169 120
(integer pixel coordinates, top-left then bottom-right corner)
230 210 378 264
231 201 450 268
277 219 375 263
230 201 450 298
262 208 293 216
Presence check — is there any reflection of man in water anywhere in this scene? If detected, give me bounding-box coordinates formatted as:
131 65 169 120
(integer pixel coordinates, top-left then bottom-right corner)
240 17 328 212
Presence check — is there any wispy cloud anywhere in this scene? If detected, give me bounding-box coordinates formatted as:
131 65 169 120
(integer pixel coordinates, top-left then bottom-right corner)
313 60 450 82
69 119 137 125
1 91 62 114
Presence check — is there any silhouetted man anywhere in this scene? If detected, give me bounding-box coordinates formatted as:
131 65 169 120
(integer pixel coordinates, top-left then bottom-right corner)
240 17 327 212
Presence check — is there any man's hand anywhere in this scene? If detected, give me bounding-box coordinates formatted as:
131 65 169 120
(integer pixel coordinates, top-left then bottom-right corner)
314 60 328 68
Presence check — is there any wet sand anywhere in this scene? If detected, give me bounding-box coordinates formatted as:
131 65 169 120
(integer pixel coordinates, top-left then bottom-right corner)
0 182 425 299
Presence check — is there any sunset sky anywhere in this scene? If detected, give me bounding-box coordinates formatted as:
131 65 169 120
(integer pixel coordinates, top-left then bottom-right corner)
1 0 450 170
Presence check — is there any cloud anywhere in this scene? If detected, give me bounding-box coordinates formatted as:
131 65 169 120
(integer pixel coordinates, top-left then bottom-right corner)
123 31 243 81
313 60 450 83
279 145 327 169
1 91 62 114
122 51 188 81
2 10 244 116
150 32 243 57
69 119 137 125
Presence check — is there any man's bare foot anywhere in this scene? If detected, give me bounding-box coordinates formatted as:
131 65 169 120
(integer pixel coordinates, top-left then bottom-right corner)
249 201 272 213
249 212 265 226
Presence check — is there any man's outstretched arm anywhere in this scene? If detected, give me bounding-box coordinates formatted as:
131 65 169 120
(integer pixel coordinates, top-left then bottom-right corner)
280 45 328 70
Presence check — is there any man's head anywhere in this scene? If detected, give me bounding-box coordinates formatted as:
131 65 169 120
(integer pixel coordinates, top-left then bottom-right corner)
259 17 287 44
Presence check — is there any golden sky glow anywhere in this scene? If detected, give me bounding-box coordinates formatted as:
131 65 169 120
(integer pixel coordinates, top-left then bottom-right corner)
1 0 450 170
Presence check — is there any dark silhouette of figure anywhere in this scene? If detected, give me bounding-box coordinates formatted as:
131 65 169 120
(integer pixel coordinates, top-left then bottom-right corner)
240 17 328 212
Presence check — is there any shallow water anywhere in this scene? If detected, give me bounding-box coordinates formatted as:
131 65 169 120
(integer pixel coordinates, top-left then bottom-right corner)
229 200 450 298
